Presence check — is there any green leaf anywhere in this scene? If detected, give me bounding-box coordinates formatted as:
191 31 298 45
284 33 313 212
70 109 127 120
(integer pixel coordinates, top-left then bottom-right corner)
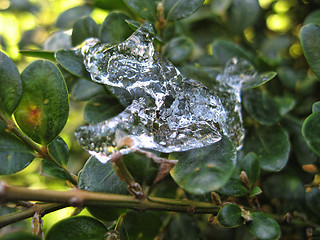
78 156 128 194
124 0 156 22
250 186 262 197
94 0 128 10
312 101 320 113
241 152 260 186
163 36 194 64
0 132 35 175
243 89 281 126
71 79 105 101
212 40 254 66
282 116 319 165
167 214 200 239
211 0 232 15
41 136 71 180
263 174 305 202
46 216 107 240
273 95 296 116
227 0 260 33
55 50 91 80
302 112 320 156
0 51 22 115
243 125 290 172
306 188 320 216
19 50 56 61
170 136 237 194
217 204 242 228
247 212 281 240
122 151 159 186
304 10 320 26
14 60 69 145
300 24 320 79
56 6 93 29
241 72 277 90
84 96 124 124
219 178 248 197
164 0 204 21
120 211 162 240
0 232 41 240
99 12 133 44
71 16 99 47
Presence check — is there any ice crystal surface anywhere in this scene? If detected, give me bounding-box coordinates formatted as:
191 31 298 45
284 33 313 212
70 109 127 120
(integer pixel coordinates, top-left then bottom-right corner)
75 23 256 163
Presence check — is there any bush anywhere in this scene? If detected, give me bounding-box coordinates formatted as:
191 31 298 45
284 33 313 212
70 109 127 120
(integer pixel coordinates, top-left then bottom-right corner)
1 0 320 239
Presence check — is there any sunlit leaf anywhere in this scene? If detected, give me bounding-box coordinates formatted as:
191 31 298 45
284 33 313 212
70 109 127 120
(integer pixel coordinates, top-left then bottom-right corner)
19 50 56 61
0 51 22 115
14 60 69 145
170 136 237 194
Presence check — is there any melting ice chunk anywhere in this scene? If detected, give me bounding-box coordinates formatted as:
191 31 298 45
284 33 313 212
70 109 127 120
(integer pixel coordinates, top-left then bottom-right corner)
75 23 255 163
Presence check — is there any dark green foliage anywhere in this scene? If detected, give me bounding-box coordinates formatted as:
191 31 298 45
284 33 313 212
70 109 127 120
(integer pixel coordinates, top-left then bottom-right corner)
1 0 320 239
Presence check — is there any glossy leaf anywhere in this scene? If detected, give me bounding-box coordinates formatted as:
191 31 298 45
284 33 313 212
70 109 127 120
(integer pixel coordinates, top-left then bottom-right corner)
306 188 320 216
312 101 320 113
164 0 204 21
19 50 56 61
241 152 260 186
167 214 200 239
217 204 242 228
170 136 237 194
46 216 107 240
243 125 290 172
55 50 91 80
243 89 281 126
122 151 159 186
41 137 70 180
163 36 194 64
84 96 124 124
100 12 133 44
302 112 320 156
301 24 320 79
0 131 35 175
0 232 41 240
247 212 281 240
263 174 305 202
120 211 162 240
241 72 277 90
227 0 260 33
0 51 22 115
212 40 254 66
124 0 156 22
71 79 105 101
71 16 99 46
56 6 93 29
219 178 248 197
14 60 69 145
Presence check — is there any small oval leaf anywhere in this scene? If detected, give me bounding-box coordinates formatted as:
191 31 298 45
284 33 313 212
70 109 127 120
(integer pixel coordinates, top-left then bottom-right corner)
84 96 124 125
300 24 320 79
124 0 156 22
0 132 35 175
46 216 107 240
170 136 237 194
14 60 69 145
0 51 22 115
71 79 105 101
247 212 281 240
72 16 99 47
164 0 204 21
100 12 133 44
241 72 277 90
302 112 320 156
217 204 242 228
241 152 260 186
163 36 194 64
56 6 93 29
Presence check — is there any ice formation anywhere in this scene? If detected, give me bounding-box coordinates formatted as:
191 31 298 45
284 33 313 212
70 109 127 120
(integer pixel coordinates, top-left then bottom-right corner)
75 23 256 163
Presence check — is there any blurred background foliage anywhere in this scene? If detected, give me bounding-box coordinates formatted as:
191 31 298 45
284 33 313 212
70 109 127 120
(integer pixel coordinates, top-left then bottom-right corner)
1 0 320 238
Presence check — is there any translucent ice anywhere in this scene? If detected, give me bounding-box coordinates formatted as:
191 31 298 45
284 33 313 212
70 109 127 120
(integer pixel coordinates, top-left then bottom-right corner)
75 23 255 163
